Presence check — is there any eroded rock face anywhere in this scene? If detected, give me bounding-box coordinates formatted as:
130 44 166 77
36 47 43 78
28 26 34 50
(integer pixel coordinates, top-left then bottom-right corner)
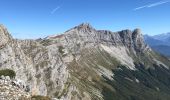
0 25 12 48
132 29 146 52
0 23 169 100
61 23 148 53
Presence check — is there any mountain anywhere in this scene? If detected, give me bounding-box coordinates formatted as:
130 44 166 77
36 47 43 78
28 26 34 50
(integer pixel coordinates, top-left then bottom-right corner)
144 35 166 46
1 23 170 100
144 34 170 57
151 45 170 57
153 32 170 44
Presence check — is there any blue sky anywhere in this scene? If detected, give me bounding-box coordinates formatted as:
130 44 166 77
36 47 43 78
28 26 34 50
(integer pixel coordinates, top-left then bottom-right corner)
0 0 170 39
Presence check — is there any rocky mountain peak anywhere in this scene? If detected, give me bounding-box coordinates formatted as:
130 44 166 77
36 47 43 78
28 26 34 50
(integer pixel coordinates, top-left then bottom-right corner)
133 28 141 34
131 28 147 52
61 24 148 53
132 28 143 40
0 24 12 47
72 23 95 32
115 28 147 52
77 23 92 28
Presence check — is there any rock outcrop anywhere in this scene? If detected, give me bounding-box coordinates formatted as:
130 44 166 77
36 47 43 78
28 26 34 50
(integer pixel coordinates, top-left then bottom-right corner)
0 25 12 48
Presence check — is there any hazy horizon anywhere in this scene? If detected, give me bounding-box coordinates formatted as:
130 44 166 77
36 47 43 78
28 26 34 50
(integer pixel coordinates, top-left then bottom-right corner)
0 0 170 39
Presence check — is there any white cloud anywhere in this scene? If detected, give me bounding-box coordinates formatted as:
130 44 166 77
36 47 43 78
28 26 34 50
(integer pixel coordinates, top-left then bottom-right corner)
51 6 61 14
134 0 170 11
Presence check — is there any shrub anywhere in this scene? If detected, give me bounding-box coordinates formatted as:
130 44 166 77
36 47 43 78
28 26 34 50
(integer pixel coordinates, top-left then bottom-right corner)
40 39 52 46
0 69 16 79
58 46 64 54
31 95 50 100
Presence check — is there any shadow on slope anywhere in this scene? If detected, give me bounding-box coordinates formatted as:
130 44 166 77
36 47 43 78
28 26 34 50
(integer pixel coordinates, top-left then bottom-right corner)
102 64 170 100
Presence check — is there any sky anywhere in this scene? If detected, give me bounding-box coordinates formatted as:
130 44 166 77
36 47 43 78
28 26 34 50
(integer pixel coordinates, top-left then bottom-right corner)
0 0 170 39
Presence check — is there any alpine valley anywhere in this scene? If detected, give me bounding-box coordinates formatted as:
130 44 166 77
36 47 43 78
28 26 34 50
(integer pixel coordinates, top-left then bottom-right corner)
1 23 170 100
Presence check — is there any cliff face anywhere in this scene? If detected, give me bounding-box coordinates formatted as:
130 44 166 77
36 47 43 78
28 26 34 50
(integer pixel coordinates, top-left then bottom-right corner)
0 25 12 48
0 23 170 100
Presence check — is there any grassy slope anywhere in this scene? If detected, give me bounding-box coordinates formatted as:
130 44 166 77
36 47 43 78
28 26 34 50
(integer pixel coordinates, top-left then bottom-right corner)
67 47 120 100
101 49 170 100
103 64 170 100
67 46 170 100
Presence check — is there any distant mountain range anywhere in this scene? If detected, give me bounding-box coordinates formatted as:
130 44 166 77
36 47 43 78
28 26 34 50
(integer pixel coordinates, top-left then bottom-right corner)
153 33 170 43
144 33 170 57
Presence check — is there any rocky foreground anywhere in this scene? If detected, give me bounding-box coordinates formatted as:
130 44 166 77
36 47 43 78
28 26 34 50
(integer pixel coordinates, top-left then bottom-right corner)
0 76 31 100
